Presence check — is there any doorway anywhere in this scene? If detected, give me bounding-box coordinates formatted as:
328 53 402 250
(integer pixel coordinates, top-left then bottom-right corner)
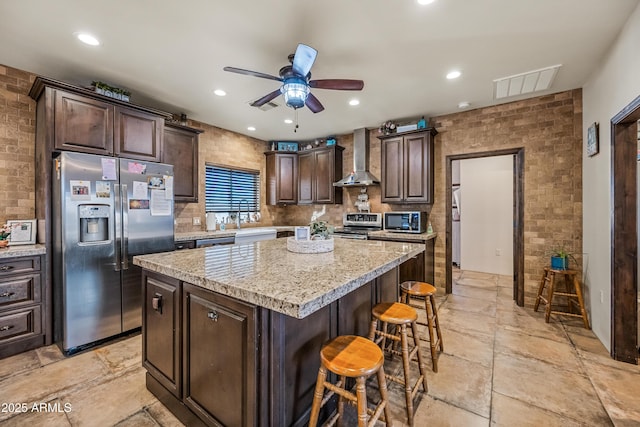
445 148 525 306
611 94 640 364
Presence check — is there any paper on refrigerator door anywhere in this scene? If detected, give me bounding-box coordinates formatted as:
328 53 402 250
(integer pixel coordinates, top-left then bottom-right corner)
150 189 171 216
164 176 173 199
132 181 148 199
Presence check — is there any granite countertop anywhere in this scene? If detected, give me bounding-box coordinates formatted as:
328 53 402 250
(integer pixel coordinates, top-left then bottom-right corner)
367 231 437 242
175 226 294 242
0 244 47 259
134 238 424 319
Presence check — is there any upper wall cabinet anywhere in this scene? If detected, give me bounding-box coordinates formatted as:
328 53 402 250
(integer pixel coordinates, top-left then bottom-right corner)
265 152 298 205
30 77 171 161
379 128 438 204
298 146 343 205
162 124 203 203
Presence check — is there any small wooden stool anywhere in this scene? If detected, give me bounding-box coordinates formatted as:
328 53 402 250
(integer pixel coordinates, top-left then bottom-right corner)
368 302 428 425
534 267 590 329
309 335 392 427
399 281 444 372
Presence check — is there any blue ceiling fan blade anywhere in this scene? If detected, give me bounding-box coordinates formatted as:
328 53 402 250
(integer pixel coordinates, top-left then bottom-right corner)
292 44 317 77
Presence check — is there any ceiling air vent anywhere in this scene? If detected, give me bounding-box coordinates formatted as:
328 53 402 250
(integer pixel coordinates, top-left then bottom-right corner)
493 64 562 99
248 97 279 111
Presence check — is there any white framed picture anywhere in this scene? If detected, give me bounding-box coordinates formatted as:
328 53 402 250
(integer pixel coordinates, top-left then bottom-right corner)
7 219 37 245
294 226 310 241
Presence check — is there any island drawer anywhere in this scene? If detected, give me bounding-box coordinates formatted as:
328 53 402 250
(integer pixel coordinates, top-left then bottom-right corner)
0 274 41 309
0 257 41 277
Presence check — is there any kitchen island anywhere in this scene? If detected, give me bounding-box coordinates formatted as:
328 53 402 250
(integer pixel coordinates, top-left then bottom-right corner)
133 238 424 426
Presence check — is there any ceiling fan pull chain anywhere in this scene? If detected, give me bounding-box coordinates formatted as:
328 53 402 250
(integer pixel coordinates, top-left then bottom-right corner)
294 109 299 133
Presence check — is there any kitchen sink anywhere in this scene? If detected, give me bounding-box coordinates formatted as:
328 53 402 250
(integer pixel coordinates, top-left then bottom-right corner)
234 227 277 244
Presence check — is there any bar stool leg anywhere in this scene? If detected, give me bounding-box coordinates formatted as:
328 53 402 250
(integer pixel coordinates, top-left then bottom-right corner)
424 296 439 372
430 294 444 352
399 324 415 424
337 375 346 427
355 376 368 427
309 366 328 427
572 275 591 329
544 271 556 323
412 320 429 392
377 366 391 425
534 269 548 311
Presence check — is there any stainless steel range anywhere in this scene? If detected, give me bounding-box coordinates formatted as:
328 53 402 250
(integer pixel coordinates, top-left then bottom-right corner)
332 213 382 240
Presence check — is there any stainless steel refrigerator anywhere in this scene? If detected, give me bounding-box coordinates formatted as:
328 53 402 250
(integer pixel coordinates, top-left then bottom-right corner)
52 151 174 353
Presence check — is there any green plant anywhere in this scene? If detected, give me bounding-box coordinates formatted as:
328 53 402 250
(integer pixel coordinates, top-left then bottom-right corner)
549 246 578 264
309 220 331 240
0 223 10 240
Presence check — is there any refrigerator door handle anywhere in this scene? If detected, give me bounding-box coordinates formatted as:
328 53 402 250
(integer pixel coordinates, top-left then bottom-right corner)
114 184 121 272
122 184 129 270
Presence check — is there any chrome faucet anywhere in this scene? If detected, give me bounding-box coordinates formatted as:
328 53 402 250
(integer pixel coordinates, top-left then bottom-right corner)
237 199 250 229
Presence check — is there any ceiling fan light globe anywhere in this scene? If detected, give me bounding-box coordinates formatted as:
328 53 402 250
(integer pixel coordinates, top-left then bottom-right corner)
281 78 309 109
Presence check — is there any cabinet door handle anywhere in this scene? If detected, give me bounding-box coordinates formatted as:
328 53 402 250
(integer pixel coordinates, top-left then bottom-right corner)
0 266 14 271
152 293 163 314
0 325 13 332
0 291 15 298
207 310 219 322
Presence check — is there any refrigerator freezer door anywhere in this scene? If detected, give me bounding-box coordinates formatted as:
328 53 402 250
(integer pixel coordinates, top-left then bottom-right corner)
53 152 123 351
118 158 174 331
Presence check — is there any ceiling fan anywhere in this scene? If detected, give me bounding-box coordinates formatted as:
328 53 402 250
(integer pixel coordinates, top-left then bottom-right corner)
223 44 364 113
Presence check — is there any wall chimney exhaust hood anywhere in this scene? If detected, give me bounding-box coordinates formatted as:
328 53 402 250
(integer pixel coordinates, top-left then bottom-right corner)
334 128 380 187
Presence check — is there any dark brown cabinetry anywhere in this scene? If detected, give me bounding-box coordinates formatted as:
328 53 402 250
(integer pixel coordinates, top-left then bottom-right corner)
0 255 47 359
162 124 202 202
265 152 298 205
379 129 437 204
52 88 165 161
298 146 343 205
114 107 163 162
183 283 259 427
142 271 181 398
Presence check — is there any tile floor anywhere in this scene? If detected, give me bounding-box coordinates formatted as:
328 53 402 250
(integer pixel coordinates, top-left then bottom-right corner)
1 270 639 426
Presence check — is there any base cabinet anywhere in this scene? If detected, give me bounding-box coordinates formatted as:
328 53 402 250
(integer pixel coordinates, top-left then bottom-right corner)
0 255 47 359
142 272 181 398
142 262 411 426
183 284 258 427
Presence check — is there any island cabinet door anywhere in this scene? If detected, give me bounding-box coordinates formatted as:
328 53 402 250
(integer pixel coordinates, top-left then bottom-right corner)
142 272 181 399
183 284 258 427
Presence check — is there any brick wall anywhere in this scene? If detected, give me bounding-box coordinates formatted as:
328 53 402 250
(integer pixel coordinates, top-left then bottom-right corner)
0 63 583 308
0 65 36 223
431 90 583 307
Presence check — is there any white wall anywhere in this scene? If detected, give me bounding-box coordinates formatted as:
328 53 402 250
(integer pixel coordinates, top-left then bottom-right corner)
582 3 640 351
460 155 514 275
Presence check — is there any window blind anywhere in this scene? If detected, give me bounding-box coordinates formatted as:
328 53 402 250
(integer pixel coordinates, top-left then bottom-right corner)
205 165 260 212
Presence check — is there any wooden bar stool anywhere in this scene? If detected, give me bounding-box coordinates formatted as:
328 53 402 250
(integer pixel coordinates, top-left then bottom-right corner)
399 281 444 372
309 335 392 427
534 267 590 329
368 302 428 426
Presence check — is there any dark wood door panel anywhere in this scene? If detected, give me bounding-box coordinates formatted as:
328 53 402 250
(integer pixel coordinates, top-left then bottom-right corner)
382 137 403 202
115 107 162 161
298 151 313 204
162 125 200 202
54 90 113 154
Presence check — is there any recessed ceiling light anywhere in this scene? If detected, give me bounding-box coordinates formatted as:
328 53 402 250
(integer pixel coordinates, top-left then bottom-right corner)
446 70 461 80
348 99 360 106
247 126 256 131
417 0 435 4
284 119 293 124
76 32 100 46
213 89 226 96
458 101 470 109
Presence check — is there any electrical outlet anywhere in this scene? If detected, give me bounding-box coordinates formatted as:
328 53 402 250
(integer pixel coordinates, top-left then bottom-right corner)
193 217 201 226
600 290 604 304
495 248 502 256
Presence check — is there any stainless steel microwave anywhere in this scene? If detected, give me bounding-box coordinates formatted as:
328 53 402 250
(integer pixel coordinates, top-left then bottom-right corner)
383 211 427 233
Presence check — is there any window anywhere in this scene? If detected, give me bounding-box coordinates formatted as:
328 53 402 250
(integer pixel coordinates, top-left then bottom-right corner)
205 164 260 213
